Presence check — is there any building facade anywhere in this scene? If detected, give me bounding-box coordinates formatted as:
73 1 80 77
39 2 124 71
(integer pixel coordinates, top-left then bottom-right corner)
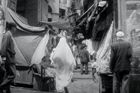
48 0 59 33
1 0 49 26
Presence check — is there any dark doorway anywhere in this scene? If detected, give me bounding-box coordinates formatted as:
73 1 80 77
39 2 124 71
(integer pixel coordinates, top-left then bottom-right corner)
16 0 26 17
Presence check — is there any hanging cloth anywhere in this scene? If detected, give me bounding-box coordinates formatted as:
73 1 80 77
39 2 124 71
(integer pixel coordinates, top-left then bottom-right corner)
51 37 76 92
31 30 50 65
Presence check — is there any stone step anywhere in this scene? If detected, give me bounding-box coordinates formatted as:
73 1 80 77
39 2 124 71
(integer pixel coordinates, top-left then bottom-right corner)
74 66 93 73
73 72 93 78
75 66 93 69
76 62 93 66
72 77 93 80
72 73 99 81
74 69 92 73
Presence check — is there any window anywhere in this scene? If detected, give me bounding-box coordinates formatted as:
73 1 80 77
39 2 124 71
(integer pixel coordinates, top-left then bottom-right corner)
59 9 65 19
16 0 26 17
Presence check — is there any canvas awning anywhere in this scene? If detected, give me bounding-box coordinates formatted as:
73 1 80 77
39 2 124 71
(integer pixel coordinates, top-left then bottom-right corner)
6 8 45 32
4 8 51 66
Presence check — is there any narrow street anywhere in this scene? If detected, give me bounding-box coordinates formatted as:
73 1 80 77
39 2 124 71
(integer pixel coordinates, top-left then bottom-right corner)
0 0 139 93
11 63 99 93
67 63 99 93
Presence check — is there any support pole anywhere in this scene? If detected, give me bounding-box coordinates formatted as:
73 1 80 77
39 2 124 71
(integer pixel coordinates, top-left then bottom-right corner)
121 0 126 35
118 0 126 34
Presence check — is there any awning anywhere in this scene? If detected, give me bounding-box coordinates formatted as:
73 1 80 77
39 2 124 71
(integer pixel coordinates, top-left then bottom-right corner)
6 8 45 32
40 20 73 31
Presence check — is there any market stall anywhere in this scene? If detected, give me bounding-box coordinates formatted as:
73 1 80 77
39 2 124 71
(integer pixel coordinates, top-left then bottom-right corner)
73 0 114 93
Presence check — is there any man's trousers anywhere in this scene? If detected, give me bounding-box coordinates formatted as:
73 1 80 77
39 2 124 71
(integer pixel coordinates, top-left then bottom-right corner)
0 63 16 93
113 71 130 93
81 62 88 74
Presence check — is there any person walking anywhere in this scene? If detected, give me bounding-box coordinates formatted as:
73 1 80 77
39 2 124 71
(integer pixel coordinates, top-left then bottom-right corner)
0 22 17 93
91 51 98 82
110 31 132 93
79 44 90 74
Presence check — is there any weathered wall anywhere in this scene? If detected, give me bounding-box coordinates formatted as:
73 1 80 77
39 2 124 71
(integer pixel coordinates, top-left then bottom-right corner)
48 0 59 21
48 0 59 33
39 0 48 23
25 0 38 26
25 0 48 26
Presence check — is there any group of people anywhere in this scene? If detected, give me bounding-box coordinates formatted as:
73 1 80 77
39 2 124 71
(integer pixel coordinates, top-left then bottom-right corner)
110 31 132 93
72 41 98 82
72 30 133 93
0 22 17 93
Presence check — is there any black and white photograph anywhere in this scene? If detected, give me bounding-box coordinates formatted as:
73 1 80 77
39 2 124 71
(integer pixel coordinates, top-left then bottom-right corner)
0 0 139 93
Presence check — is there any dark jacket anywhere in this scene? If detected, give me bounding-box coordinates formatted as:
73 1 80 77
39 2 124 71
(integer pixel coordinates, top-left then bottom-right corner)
79 49 89 63
1 31 16 64
110 39 132 72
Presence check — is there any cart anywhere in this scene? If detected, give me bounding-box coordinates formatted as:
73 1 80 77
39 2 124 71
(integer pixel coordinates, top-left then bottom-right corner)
99 73 113 93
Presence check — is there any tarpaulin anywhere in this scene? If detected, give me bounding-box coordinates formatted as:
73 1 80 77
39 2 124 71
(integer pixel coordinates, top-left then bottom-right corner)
12 29 46 66
4 8 51 66
31 30 50 65
6 8 45 32
96 22 113 73
51 37 76 92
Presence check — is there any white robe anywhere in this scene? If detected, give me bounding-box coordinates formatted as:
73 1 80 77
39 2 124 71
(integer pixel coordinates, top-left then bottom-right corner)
51 37 76 92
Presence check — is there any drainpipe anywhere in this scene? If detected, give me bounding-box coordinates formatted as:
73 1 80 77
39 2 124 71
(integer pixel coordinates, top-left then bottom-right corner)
118 0 126 34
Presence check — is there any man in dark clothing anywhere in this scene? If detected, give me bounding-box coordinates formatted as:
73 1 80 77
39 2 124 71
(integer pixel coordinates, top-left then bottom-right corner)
79 44 90 74
110 31 132 93
0 22 17 93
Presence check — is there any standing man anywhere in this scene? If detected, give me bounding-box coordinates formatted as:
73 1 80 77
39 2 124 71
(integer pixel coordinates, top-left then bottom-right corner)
0 22 17 93
110 31 132 93
0 7 5 87
79 44 90 74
